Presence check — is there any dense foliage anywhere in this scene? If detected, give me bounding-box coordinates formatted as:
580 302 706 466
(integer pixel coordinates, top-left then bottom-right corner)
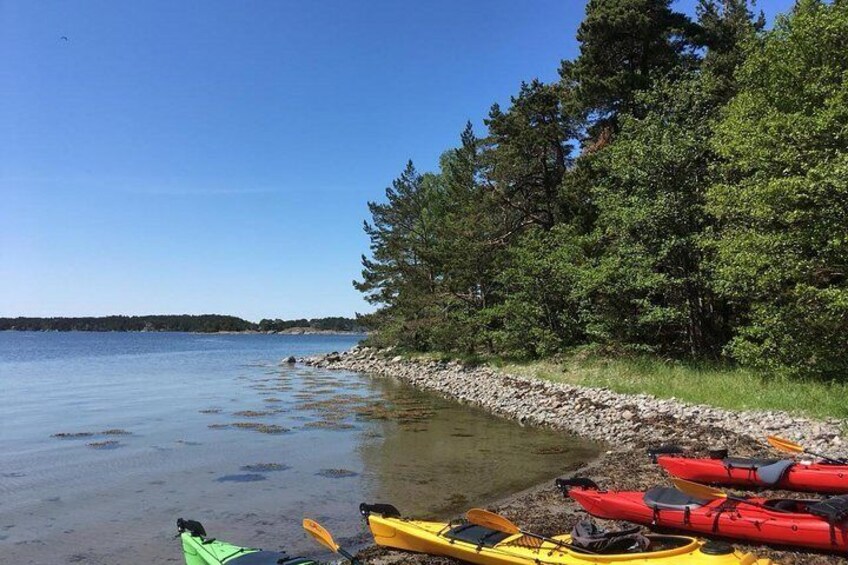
708 0 848 377
356 0 848 379
1 315 363 333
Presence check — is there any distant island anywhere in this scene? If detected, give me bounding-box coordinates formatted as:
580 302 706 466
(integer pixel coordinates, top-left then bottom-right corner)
0 315 366 334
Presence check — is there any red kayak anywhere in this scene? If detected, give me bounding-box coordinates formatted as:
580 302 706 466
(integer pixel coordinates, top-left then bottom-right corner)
650 448 848 494
557 478 848 553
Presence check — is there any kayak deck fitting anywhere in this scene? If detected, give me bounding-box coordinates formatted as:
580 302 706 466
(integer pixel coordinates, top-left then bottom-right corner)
178 519 318 565
651 448 848 494
359 503 775 565
559 478 848 553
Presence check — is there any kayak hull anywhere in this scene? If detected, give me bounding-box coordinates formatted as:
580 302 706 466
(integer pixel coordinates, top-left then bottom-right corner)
363 508 774 565
567 486 848 553
657 455 848 494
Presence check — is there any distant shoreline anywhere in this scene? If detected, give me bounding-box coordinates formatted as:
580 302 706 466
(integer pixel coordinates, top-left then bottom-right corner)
202 329 368 335
0 314 366 334
1 328 367 335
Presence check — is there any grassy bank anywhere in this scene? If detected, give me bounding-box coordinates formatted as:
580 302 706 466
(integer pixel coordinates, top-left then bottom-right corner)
403 350 848 421
494 354 848 421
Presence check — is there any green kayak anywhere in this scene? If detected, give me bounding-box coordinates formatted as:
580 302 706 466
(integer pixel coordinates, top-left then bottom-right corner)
178 518 318 565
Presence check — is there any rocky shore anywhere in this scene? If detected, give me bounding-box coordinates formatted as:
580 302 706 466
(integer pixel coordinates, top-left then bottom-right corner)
302 346 847 565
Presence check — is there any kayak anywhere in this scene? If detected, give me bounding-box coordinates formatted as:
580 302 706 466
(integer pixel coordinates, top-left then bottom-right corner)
178 518 318 565
359 503 775 565
653 451 848 494
558 478 848 553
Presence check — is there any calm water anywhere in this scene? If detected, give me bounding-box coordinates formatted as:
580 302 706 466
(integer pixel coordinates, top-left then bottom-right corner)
0 332 600 564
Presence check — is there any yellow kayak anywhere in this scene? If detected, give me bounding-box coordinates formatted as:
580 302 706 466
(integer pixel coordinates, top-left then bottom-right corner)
360 504 775 565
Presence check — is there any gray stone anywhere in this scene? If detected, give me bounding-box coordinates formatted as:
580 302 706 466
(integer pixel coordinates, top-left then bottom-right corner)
297 348 846 458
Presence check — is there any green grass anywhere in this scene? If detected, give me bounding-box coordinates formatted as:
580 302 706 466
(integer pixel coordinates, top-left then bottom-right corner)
490 354 848 421
395 348 848 420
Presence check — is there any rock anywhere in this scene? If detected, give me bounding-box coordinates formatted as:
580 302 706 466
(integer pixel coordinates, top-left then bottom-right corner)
285 356 296 364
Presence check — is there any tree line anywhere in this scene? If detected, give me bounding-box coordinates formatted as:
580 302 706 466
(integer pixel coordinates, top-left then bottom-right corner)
257 317 365 332
1 315 363 333
356 0 848 379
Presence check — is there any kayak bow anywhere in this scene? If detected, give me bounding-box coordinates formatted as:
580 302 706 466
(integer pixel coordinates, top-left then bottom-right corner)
177 518 317 565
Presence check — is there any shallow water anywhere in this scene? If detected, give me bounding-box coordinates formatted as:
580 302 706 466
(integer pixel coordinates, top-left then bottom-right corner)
0 332 600 564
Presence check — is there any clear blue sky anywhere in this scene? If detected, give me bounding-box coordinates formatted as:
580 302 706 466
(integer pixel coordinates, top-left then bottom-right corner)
0 0 795 321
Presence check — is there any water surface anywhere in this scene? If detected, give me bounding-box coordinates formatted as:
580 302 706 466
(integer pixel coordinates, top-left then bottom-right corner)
0 332 599 564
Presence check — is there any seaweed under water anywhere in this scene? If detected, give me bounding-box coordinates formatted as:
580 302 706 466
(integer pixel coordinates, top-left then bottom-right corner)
86 440 122 450
303 420 356 430
52 429 132 440
230 422 290 434
100 429 132 436
239 463 291 472
315 468 358 479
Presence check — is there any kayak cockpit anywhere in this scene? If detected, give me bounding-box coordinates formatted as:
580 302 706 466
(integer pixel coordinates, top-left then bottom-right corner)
443 523 512 547
227 551 313 565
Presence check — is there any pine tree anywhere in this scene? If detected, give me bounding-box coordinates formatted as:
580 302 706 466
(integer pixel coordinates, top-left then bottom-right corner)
484 80 577 232
567 0 698 120
696 0 765 99
354 162 443 348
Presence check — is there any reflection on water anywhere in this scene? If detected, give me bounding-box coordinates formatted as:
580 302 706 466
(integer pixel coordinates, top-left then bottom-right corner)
0 332 601 564
359 380 599 518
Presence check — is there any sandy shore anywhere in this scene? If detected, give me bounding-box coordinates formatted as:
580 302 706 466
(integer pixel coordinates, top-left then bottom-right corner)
303 347 847 565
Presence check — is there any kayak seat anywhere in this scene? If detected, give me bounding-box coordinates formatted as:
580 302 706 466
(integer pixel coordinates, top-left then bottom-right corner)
445 524 511 547
765 499 816 512
722 457 780 470
756 460 795 485
643 487 709 511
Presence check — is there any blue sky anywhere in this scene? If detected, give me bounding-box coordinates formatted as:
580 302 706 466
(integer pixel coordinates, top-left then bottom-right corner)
0 0 795 321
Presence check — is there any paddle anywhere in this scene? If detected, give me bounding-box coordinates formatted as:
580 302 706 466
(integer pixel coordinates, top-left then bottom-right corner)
671 478 793 514
767 435 846 465
302 518 360 564
465 508 595 554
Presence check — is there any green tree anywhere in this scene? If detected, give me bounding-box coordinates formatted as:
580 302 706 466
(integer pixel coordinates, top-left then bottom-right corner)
696 0 765 99
484 80 578 231
708 0 848 377
354 162 444 349
578 74 730 356
485 225 586 358
567 0 697 119
426 124 503 352
476 80 588 356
